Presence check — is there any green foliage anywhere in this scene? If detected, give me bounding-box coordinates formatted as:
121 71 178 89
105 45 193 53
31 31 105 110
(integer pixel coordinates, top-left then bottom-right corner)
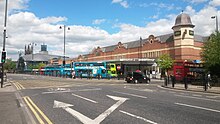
29 63 46 69
17 57 25 72
4 58 16 72
156 54 174 70
202 31 220 77
156 54 174 76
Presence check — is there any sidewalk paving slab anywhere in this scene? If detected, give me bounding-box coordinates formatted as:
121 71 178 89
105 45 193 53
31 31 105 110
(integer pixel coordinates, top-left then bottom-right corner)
163 83 220 94
0 81 26 124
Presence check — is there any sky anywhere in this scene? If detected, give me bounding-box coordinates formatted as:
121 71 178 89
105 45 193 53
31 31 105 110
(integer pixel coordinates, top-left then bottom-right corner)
0 0 220 60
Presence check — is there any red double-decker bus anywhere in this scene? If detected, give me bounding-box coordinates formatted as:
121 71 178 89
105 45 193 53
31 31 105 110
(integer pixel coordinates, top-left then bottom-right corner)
173 61 204 81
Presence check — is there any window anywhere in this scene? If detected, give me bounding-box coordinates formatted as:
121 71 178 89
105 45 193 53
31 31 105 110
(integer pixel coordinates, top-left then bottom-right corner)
189 30 194 36
174 31 181 36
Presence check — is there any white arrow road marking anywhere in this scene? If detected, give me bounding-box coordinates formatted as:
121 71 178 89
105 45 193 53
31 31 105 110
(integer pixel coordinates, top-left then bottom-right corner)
53 95 129 124
53 100 74 108
93 95 129 123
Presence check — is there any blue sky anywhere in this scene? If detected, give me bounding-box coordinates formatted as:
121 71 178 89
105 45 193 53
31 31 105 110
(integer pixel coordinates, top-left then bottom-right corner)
26 0 211 33
0 0 220 60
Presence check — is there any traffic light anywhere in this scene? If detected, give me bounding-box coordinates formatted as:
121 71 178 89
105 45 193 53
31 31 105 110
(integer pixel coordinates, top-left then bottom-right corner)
1 51 6 63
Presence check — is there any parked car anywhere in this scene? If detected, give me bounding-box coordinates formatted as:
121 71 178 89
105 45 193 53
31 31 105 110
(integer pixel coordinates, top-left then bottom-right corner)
125 72 150 83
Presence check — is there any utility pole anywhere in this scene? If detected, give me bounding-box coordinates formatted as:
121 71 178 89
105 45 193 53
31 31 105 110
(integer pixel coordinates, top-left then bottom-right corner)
138 37 142 70
1 0 8 88
211 15 218 32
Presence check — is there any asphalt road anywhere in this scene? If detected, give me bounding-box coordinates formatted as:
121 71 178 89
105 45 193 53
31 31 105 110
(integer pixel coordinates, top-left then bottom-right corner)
8 74 220 124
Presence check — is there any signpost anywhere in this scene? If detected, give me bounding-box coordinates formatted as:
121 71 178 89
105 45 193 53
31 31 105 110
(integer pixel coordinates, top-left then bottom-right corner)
1 0 8 88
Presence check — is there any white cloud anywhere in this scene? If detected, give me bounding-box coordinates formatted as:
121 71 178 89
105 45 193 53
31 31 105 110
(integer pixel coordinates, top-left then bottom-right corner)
209 0 220 7
92 19 106 25
1 0 220 61
184 0 208 4
112 0 129 8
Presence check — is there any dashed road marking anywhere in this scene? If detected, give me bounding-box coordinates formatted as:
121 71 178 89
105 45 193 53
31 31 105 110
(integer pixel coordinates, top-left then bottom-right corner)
174 94 220 102
192 94 202 97
119 110 157 124
72 93 98 103
175 102 220 113
113 91 147 99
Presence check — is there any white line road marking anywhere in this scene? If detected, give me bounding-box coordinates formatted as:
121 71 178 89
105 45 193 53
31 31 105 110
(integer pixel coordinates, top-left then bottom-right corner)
174 94 220 102
124 87 154 92
113 91 147 99
175 102 220 113
42 88 101 94
119 110 157 124
72 93 98 103
159 90 166 93
169 91 176 94
192 94 202 97
206 95 220 98
53 95 129 124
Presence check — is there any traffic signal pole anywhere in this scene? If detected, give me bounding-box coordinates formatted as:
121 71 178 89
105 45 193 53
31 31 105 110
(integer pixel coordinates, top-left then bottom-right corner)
1 0 8 88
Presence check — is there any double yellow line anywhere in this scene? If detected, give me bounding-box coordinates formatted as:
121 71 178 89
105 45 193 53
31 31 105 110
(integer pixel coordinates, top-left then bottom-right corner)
14 82 25 90
23 96 53 124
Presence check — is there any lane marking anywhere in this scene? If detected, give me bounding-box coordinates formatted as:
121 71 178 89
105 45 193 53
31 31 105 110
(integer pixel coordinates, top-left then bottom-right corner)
124 87 154 92
206 95 220 98
17 82 25 89
113 91 147 99
174 94 220 102
175 102 220 113
169 91 176 94
14 83 21 90
72 93 98 103
119 110 157 124
54 95 128 124
42 88 101 94
192 94 202 97
23 97 44 124
23 96 53 124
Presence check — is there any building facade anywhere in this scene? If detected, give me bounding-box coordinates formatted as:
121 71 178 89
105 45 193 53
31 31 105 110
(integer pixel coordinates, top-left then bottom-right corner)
53 13 207 77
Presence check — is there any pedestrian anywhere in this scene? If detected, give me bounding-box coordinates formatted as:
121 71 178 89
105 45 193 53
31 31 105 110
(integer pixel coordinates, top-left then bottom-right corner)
72 71 75 79
207 73 211 89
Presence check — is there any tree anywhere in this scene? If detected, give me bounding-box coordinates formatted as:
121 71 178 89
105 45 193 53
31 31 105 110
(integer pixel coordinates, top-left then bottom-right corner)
4 59 16 72
17 57 25 72
28 63 46 70
201 31 220 77
156 54 174 77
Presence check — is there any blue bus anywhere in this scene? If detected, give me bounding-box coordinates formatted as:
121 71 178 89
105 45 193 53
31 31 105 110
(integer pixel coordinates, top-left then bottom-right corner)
73 61 116 78
44 64 73 77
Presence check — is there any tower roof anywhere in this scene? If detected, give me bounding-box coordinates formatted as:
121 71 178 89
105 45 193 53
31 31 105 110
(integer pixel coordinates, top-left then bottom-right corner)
172 13 195 29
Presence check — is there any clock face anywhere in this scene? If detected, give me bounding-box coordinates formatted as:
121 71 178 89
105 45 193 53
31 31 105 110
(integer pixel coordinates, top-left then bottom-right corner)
174 31 181 36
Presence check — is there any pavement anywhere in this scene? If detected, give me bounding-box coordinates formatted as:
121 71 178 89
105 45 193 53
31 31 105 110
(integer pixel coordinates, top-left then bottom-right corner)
151 79 220 94
0 80 25 124
0 77 220 124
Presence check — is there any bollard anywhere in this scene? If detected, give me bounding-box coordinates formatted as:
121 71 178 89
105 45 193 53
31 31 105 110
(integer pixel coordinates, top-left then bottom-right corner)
164 77 168 86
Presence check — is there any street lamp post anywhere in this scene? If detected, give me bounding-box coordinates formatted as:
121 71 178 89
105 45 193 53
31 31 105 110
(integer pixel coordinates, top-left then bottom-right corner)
1 0 8 88
138 37 142 70
211 15 218 32
30 43 37 68
60 25 70 66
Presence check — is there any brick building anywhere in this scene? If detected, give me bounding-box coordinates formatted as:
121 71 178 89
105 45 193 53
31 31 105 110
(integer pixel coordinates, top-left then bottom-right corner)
55 13 208 77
